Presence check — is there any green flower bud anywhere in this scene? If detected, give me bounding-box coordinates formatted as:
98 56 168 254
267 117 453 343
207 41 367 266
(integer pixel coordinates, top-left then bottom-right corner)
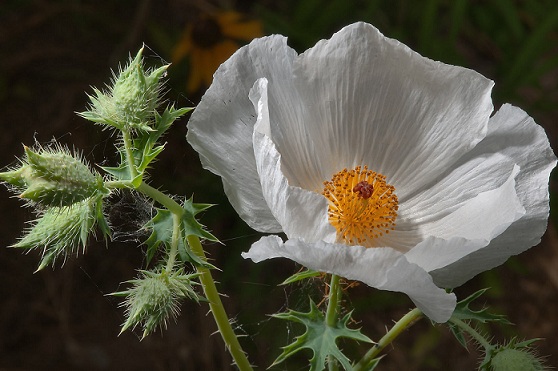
13 195 108 271
113 269 201 339
79 47 168 132
487 339 547 371
0 145 107 207
490 348 544 371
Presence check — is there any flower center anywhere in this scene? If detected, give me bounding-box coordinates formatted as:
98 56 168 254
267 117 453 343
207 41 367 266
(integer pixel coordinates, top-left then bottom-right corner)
322 166 398 247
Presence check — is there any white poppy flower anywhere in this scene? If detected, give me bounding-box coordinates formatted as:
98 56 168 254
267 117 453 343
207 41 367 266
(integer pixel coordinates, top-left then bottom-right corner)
187 22 556 322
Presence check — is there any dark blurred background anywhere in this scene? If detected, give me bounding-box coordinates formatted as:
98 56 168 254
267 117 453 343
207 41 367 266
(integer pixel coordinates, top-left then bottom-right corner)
1 0 557 370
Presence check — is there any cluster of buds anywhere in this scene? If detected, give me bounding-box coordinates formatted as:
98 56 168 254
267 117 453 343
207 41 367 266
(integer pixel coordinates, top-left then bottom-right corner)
0 145 110 270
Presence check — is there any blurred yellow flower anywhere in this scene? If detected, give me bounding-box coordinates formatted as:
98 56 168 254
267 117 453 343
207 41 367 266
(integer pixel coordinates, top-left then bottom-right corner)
172 11 263 94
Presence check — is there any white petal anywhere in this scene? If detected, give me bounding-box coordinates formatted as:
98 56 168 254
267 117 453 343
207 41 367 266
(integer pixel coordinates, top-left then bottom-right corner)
187 35 298 233
379 153 521 252
405 166 525 272
261 22 494 196
429 104 557 287
419 165 524 240
250 78 336 243
243 235 456 323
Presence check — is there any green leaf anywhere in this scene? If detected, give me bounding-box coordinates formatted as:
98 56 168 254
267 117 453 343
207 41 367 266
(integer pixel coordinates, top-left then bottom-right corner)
134 106 193 175
448 288 510 351
280 269 321 285
272 299 372 370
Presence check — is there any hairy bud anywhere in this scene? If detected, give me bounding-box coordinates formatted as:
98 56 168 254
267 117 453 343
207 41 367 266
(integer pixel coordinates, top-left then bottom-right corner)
13 194 109 271
0 145 107 207
112 269 202 339
486 339 547 371
79 47 168 132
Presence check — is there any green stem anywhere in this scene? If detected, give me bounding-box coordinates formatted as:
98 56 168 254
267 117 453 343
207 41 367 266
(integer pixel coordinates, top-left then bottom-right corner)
325 274 342 326
354 308 424 371
187 235 253 371
137 182 184 215
449 317 491 350
326 274 342 371
121 129 138 180
165 212 180 271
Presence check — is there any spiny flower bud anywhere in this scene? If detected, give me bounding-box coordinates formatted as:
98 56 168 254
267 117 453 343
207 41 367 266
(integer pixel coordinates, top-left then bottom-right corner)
0 145 107 207
79 46 168 132
113 269 202 339
13 195 108 271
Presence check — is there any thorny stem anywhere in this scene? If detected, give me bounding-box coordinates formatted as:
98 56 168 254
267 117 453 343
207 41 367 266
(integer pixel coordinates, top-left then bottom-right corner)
326 274 342 371
449 317 492 350
187 234 253 371
121 129 138 180
135 181 252 370
353 308 424 371
166 212 180 271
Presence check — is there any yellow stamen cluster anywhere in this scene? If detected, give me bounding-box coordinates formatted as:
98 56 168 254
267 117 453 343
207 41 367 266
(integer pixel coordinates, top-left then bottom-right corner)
322 166 398 247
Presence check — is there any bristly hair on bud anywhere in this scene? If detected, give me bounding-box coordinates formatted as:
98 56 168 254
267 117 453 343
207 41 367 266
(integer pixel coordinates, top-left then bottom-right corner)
110 268 203 339
78 46 168 133
0 144 108 208
482 338 548 371
13 194 110 271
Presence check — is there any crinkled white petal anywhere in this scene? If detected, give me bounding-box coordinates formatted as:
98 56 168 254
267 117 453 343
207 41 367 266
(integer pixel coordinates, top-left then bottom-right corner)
187 35 298 233
242 235 456 323
427 104 556 287
405 165 524 271
250 78 336 243
375 153 523 252
262 22 494 197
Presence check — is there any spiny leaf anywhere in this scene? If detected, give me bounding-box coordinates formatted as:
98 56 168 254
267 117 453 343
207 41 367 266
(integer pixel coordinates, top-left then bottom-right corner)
451 288 511 324
271 299 371 371
182 196 218 242
143 197 218 268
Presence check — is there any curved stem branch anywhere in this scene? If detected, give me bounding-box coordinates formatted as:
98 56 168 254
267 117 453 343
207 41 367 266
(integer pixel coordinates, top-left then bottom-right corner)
137 182 183 215
449 317 492 350
354 308 424 371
